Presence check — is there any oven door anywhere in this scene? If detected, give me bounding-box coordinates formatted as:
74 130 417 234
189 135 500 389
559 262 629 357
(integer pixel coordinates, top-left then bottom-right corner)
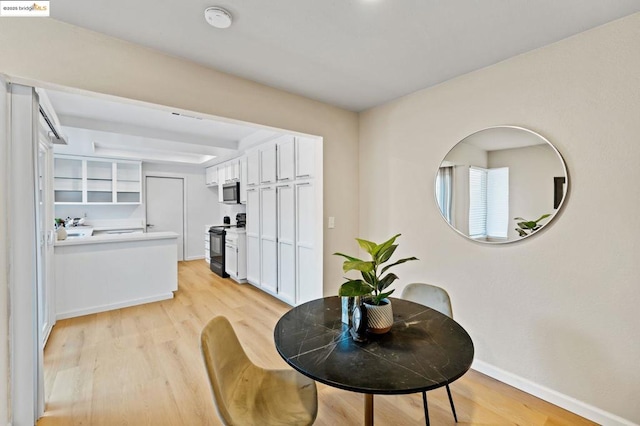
209 230 228 277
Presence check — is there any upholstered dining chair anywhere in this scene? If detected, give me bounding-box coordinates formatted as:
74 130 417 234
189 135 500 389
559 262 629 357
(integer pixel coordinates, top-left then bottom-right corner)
401 283 458 424
200 316 318 426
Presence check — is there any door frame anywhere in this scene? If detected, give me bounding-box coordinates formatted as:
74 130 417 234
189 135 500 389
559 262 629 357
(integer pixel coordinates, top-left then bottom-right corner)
143 172 188 261
6 82 41 425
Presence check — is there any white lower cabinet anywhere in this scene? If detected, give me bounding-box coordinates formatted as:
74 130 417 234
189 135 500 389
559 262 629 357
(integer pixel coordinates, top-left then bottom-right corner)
225 229 246 283
246 235 260 286
205 225 212 264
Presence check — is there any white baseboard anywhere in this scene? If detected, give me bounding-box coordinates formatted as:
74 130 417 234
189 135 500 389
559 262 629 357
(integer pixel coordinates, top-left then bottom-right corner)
184 255 205 261
56 293 174 320
472 359 637 426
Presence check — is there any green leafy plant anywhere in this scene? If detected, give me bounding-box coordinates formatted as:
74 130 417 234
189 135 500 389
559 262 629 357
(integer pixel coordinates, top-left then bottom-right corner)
335 234 418 305
514 214 551 237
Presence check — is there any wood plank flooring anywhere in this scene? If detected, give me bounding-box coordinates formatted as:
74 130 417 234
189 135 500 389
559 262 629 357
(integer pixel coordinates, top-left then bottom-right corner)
38 260 596 425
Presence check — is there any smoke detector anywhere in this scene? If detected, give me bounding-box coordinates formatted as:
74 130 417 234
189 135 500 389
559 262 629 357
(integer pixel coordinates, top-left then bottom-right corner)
204 7 233 29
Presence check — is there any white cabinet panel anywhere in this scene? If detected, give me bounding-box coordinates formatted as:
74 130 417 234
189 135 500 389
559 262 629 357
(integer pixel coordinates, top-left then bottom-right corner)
261 240 277 294
277 184 295 305
296 182 315 247
246 188 259 235
296 181 317 304
296 137 315 179
260 144 277 184
276 135 295 182
277 185 295 243
260 186 277 239
247 149 260 187
260 186 277 293
297 246 318 304
278 243 295 305
246 235 260 286
205 166 217 186
225 241 237 276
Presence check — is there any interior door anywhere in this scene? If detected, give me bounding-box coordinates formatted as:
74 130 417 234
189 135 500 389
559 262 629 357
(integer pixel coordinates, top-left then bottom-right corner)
37 139 55 345
145 176 185 261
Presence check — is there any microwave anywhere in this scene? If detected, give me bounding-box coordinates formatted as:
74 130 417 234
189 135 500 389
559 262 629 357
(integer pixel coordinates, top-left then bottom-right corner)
222 181 241 204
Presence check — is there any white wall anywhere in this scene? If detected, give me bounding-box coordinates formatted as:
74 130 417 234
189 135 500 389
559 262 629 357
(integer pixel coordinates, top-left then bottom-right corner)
359 13 640 425
143 163 220 261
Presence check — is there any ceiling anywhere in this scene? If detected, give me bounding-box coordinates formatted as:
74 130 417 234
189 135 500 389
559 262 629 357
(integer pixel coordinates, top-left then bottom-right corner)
44 88 281 165
50 1 640 112
45 2 640 165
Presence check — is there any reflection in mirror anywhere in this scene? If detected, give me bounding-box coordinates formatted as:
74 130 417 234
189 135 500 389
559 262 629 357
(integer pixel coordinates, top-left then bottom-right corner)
435 126 568 243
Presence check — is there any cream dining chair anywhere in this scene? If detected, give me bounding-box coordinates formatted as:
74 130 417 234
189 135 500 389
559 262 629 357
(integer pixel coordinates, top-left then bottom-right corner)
401 283 459 424
200 316 318 426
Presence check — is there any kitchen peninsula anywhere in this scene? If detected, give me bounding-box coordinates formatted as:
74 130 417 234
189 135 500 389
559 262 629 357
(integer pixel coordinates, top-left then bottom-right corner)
54 231 179 320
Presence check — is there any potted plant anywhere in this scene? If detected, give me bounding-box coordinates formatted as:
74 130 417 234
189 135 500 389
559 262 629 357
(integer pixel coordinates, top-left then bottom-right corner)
335 234 418 334
514 214 551 237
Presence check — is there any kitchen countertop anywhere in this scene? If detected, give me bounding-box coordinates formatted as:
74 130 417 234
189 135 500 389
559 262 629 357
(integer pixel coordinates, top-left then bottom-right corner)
55 231 179 247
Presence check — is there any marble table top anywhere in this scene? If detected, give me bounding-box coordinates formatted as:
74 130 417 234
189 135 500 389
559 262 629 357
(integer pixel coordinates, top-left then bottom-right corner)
274 296 474 395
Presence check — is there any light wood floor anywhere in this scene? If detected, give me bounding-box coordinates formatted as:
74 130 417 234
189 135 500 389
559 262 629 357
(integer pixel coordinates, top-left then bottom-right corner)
38 260 595 426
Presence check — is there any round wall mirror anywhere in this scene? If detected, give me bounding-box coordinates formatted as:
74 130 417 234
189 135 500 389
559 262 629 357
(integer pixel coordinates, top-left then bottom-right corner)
435 126 568 243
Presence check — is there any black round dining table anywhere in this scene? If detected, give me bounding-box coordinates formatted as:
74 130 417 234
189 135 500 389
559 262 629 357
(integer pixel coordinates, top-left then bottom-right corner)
274 296 474 425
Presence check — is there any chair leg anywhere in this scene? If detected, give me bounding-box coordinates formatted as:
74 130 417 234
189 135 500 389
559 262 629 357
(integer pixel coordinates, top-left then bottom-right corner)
445 384 458 422
422 391 430 426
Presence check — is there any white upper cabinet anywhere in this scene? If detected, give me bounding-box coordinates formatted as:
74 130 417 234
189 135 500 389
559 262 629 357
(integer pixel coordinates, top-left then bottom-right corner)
296 137 315 179
276 135 295 182
246 149 260 187
205 166 218 186
260 143 277 184
54 155 141 205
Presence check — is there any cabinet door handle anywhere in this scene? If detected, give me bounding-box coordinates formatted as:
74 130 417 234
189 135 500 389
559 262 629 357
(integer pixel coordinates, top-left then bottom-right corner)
296 182 311 186
278 177 291 181
297 174 311 178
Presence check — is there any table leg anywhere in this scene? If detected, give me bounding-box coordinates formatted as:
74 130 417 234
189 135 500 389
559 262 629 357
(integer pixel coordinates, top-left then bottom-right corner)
364 394 374 426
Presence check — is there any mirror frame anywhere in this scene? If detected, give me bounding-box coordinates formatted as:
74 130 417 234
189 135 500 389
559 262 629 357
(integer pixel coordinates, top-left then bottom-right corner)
435 125 569 244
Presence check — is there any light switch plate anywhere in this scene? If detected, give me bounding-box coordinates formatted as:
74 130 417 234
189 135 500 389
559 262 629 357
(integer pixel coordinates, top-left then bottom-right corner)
328 216 335 229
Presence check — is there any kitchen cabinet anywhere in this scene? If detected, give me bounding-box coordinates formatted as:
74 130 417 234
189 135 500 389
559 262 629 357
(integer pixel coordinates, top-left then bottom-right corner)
260 143 277 184
204 225 212 265
277 184 295 305
246 188 260 286
225 228 246 283
296 181 320 303
259 186 277 294
240 155 248 204
276 135 295 182
54 155 141 204
205 166 218 186
240 135 320 305
246 149 260 187
226 159 240 182
296 137 315 179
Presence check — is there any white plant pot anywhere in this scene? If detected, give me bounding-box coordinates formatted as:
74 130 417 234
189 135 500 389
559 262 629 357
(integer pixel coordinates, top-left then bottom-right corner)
365 298 393 334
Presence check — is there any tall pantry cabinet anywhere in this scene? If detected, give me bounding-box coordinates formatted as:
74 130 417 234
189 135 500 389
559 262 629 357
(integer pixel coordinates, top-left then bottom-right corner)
245 134 320 305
